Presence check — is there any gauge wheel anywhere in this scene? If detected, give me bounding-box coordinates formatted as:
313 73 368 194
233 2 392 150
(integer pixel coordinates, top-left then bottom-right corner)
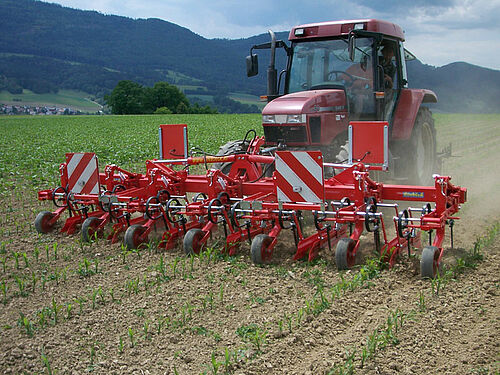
81 217 102 243
250 234 273 264
123 224 147 250
420 245 440 279
183 228 205 255
34 211 56 234
335 238 357 271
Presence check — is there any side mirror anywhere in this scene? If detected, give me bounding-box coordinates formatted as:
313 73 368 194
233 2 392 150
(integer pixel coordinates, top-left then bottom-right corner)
246 54 258 77
348 34 356 61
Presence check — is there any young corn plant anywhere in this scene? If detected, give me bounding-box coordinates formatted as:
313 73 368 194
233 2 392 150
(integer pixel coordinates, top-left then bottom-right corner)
18 312 34 337
128 327 135 348
78 257 93 277
53 243 58 260
143 320 151 341
417 291 426 312
31 271 38 292
33 246 40 262
1 280 8 304
41 350 54 375
15 275 27 297
207 351 222 375
118 336 124 354
66 303 72 320
1 255 7 273
13 251 20 269
51 297 61 324
22 252 29 268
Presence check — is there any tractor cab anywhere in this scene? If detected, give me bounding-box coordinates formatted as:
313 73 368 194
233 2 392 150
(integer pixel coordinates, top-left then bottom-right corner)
247 20 416 152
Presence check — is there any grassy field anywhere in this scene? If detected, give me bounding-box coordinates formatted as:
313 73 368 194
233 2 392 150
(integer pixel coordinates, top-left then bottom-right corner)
0 89 103 112
0 113 498 374
228 92 264 109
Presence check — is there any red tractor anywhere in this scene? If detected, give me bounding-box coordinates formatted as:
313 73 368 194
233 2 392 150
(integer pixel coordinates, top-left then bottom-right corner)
219 19 439 184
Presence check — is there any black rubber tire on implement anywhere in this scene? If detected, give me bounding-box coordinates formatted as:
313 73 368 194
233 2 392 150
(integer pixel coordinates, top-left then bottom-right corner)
420 245 440 279
213 140 246 174
250 234 273 265
34 211 56 234
81 217 102 243
335 238 356 271
183 228 204 256
123 224 147 250
398 107 437 185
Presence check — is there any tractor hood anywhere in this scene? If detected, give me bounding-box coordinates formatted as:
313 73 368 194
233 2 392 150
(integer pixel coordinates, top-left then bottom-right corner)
262 89 347 116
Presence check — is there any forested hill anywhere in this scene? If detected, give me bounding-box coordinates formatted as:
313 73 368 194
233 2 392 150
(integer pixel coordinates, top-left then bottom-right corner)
1 0 499 113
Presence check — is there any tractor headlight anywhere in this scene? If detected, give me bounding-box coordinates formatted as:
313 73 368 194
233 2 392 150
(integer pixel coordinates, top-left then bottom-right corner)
262 115 276 123
286 114 306 124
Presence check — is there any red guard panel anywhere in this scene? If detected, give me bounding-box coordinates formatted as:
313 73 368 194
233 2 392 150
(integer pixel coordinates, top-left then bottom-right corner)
349 121 388 167
65 152 100 194
159 124 188 159
275 151 324 203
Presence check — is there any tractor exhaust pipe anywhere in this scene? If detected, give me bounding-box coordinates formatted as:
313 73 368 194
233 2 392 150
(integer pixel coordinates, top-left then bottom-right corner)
267 30 278 100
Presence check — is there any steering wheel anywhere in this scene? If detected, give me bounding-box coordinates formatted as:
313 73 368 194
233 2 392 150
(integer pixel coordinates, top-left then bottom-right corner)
328 70 356 85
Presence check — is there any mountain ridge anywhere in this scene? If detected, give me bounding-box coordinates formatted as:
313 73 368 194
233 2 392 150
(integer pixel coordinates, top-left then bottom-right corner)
1 0 499 113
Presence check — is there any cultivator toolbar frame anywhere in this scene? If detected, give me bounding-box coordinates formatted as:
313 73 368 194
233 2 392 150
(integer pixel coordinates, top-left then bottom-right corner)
35 122 466 278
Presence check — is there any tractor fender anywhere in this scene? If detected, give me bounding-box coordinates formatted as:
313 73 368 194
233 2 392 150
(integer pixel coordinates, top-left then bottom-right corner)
391 89 437 140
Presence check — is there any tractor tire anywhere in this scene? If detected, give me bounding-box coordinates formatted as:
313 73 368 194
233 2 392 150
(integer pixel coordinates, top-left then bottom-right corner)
398 107 437 185
213 140 246 174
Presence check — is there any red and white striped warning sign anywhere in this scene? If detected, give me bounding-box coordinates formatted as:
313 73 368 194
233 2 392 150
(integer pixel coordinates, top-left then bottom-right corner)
274 151 324 203
65 153 100 194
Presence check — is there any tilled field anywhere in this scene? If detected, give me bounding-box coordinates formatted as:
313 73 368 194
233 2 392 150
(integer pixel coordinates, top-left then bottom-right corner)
0 114 499 374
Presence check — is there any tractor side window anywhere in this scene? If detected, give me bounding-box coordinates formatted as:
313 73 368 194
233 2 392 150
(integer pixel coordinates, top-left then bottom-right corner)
378 40 399 120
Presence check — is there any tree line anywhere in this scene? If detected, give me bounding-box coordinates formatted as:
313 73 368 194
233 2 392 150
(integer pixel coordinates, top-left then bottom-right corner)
104 81 218 114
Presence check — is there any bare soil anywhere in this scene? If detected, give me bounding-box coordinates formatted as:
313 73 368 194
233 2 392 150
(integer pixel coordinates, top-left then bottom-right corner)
0 115 499 374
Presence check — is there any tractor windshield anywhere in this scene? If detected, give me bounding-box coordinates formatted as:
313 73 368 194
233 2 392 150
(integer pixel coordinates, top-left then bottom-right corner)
287 37 376 118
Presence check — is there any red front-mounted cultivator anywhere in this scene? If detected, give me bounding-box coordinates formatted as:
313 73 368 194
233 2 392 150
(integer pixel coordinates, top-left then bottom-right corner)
35 122 466 278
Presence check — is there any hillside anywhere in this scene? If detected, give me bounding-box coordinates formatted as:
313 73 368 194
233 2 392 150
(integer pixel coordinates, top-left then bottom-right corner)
0 0 499 113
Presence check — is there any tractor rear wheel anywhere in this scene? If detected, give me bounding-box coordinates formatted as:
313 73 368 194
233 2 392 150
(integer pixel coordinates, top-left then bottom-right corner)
400 107 437 185
213 140 246 174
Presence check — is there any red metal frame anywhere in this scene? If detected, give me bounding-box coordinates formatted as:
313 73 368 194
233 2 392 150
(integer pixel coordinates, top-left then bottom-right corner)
36 122 467 277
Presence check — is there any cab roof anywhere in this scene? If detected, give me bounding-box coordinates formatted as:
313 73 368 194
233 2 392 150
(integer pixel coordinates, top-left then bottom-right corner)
289 19 405 42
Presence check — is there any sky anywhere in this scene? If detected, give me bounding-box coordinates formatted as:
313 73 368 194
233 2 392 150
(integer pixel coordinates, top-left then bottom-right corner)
46 0 500 70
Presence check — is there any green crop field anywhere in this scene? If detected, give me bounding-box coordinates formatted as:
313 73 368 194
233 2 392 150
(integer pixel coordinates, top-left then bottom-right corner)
0 114 262 195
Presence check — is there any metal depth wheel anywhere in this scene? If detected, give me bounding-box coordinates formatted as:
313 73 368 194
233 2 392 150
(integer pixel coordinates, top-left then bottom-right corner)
420 245 440 279
335 238 357 271
250 234 273 265
81 217 102 243
183 228 204 256
123 224 147 250
34 211 56 234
